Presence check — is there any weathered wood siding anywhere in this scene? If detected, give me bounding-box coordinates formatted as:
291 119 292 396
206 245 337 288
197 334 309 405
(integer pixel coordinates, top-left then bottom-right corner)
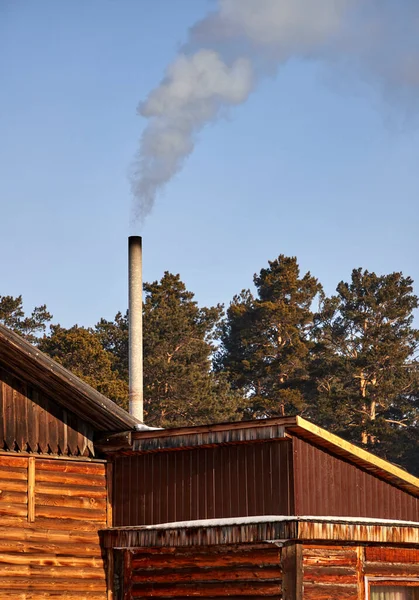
107 539 419 600
117 545 282 600
301 544 419 599
293 436 419 520
112 440 293 526
0 365 94 456
0 453 109 599
302 545 360 599
365 546 419 598
365 546 419 578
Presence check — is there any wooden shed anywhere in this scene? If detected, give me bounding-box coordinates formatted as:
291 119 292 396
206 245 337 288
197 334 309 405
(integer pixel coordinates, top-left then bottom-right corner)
2 322 419 599
98 418 419 526
99 417 419 599
0 324 139 599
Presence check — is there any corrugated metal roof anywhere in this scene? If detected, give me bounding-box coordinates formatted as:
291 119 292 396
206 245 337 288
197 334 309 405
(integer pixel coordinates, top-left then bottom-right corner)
99 414 419 498
97 417 294 453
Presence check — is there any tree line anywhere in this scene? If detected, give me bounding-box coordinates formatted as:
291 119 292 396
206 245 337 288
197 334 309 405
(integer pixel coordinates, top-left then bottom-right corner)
2 255 419 475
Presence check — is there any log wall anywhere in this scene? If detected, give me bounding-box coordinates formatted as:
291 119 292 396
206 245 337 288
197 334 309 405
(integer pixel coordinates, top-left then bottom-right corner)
0 453 109 599
301 544 419 599
116 544 282 600
114 542 419 599
302 545 360 599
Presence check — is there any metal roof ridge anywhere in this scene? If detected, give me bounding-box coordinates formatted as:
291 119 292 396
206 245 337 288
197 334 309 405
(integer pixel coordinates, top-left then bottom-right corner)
130 415 298 439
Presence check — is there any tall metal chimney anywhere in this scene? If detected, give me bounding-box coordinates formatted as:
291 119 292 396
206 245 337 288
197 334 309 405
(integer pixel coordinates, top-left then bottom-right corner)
128 236 143 421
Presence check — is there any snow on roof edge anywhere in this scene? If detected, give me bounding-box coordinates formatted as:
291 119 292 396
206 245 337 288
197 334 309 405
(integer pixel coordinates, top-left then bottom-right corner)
107 515 419 531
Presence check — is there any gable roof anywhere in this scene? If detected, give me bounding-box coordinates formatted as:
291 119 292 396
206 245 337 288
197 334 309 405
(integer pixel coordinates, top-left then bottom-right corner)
98 414 419 498
0 324 140 432
288 416 419 497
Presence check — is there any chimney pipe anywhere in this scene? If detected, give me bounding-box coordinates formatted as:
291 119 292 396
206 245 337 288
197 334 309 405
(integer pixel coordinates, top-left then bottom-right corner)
128 236 143 422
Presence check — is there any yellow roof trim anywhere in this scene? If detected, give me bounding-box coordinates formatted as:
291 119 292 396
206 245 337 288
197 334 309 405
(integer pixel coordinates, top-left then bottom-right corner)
287 416 419 497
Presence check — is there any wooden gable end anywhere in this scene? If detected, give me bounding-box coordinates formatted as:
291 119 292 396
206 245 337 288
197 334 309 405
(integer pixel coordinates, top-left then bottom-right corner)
0 365 95 457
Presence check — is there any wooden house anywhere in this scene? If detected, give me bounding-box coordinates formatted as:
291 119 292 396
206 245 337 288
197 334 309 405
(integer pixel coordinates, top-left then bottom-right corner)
2 323 419 599
0 324 139 598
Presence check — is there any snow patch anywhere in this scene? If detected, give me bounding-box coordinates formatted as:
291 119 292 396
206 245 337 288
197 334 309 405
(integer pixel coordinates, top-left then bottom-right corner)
109 515 419 531
133 424 164 431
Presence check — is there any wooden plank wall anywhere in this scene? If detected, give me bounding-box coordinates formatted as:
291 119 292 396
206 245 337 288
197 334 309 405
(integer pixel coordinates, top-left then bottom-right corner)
0 366 94 456
301 544 419 599
118 545 282 600
0 454 109 599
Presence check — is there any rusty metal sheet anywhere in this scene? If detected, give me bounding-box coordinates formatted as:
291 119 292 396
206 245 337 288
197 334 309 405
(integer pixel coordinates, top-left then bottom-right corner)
129 423 288 453
102 520 298 548
112 439 293 527
298 520 419 545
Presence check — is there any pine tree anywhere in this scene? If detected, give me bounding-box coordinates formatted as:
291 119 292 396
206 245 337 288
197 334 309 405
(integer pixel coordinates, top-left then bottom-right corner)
95 273 242 427
309 268 419 452
142 272 241 427
96 311 129 382
39 325 128 407
389 424 419 476
217 255 322 418
0 295 52 344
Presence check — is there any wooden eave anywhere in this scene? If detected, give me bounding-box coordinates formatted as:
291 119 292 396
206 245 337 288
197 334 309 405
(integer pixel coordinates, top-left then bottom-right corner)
0 324 140 433
95 416 298 453
101 516 419 548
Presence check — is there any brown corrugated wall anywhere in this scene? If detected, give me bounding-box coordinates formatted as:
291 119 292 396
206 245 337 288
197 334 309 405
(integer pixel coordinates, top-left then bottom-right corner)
292 436 419 520
112 439 293 526
112 433 419 527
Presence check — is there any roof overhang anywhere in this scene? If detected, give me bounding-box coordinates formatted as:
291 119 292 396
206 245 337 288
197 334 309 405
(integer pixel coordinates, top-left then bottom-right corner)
96 416 295 452
97 414 419 498
101 515 419 548
0 324 140 433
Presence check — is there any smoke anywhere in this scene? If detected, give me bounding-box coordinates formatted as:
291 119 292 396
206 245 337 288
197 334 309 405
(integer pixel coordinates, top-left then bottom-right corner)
132 0 419 220
131 49 253 220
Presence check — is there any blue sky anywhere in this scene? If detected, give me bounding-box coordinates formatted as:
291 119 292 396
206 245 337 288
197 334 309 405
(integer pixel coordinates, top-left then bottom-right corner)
1 0 419 329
